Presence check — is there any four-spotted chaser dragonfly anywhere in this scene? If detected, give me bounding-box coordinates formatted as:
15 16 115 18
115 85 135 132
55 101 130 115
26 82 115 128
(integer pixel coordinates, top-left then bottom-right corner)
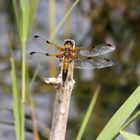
29 35 115 85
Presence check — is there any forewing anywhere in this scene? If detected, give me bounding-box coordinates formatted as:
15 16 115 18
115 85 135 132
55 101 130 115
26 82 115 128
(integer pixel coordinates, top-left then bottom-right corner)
28 52 60 65
27 51 61 78
76 44 115 57
74 57 113 69
33 35 61 53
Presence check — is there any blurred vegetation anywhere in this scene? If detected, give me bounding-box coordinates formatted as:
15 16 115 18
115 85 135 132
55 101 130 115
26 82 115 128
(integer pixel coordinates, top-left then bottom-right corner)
0 0 140 140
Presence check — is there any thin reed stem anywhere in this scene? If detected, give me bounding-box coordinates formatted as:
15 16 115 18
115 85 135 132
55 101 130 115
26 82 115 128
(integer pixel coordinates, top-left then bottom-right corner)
10 56 21 140
48 0 57 77
76 86 100 140
64 0 70 38
50 0 80 40
12 0 38 140
21 43 26 103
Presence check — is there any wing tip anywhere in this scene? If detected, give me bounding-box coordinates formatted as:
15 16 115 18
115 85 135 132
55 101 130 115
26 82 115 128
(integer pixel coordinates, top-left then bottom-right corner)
104 58 113 66
106 43 115 50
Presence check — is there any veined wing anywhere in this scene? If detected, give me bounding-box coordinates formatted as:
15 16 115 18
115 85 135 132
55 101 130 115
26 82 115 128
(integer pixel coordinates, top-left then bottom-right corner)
28 51 61 64
27 51 61 79
76 44 115 57
33 35 62 53
74 57 113 69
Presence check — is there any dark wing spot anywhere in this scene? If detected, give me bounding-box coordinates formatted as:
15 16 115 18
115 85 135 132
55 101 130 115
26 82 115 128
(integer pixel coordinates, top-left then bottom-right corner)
34 35 39 38
30 52 36 55
46 40 50 44
106 44 112 47
104 58 111 62
45 53 49 56
87 57 92 60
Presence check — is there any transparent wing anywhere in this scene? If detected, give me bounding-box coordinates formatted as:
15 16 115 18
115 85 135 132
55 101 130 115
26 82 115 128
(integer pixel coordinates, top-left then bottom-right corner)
76 44 115 57
74 57 113 69
27 51 61 65
27 51 61 78
33 35 62 53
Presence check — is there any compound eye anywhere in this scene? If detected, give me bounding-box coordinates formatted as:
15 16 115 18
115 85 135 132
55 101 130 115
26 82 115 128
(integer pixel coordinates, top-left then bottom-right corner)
64 39 75 46
70 41 74 46
64 41 68 45
70 40 75 46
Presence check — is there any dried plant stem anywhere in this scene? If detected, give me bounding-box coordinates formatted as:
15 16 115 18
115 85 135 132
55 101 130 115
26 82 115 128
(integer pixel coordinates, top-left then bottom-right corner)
44 62 75 140
49 81 74 140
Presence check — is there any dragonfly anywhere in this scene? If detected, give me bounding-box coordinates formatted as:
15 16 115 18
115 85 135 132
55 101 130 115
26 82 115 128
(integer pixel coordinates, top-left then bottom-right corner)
29 35 115 85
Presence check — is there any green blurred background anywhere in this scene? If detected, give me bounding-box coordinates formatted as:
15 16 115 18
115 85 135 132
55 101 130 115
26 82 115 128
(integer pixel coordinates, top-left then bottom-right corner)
0 0 140 140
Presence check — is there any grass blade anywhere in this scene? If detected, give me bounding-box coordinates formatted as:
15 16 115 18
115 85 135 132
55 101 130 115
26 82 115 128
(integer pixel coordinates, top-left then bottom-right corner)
76 86 100 140
120 130 140 140
48 0 57 77
29 0 38 28
12 0 21 39
20 0 29 42
48 0 55 36
12 0 38 140
97 85 140 140
50 0 80 40
121 110 140 130
10 57 21 140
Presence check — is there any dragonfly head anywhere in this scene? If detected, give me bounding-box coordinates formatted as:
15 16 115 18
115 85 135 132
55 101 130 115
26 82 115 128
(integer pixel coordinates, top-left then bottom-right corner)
64 39 75 48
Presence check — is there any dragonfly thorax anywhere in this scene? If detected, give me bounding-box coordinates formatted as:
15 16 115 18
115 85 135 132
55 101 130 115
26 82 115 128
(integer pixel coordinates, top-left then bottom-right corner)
63 52 70 56
64 48 70 51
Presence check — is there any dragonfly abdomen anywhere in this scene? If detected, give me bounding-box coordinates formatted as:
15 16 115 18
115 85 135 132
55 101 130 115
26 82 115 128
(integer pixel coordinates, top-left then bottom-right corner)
62 69 68 85
62 57 70 85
